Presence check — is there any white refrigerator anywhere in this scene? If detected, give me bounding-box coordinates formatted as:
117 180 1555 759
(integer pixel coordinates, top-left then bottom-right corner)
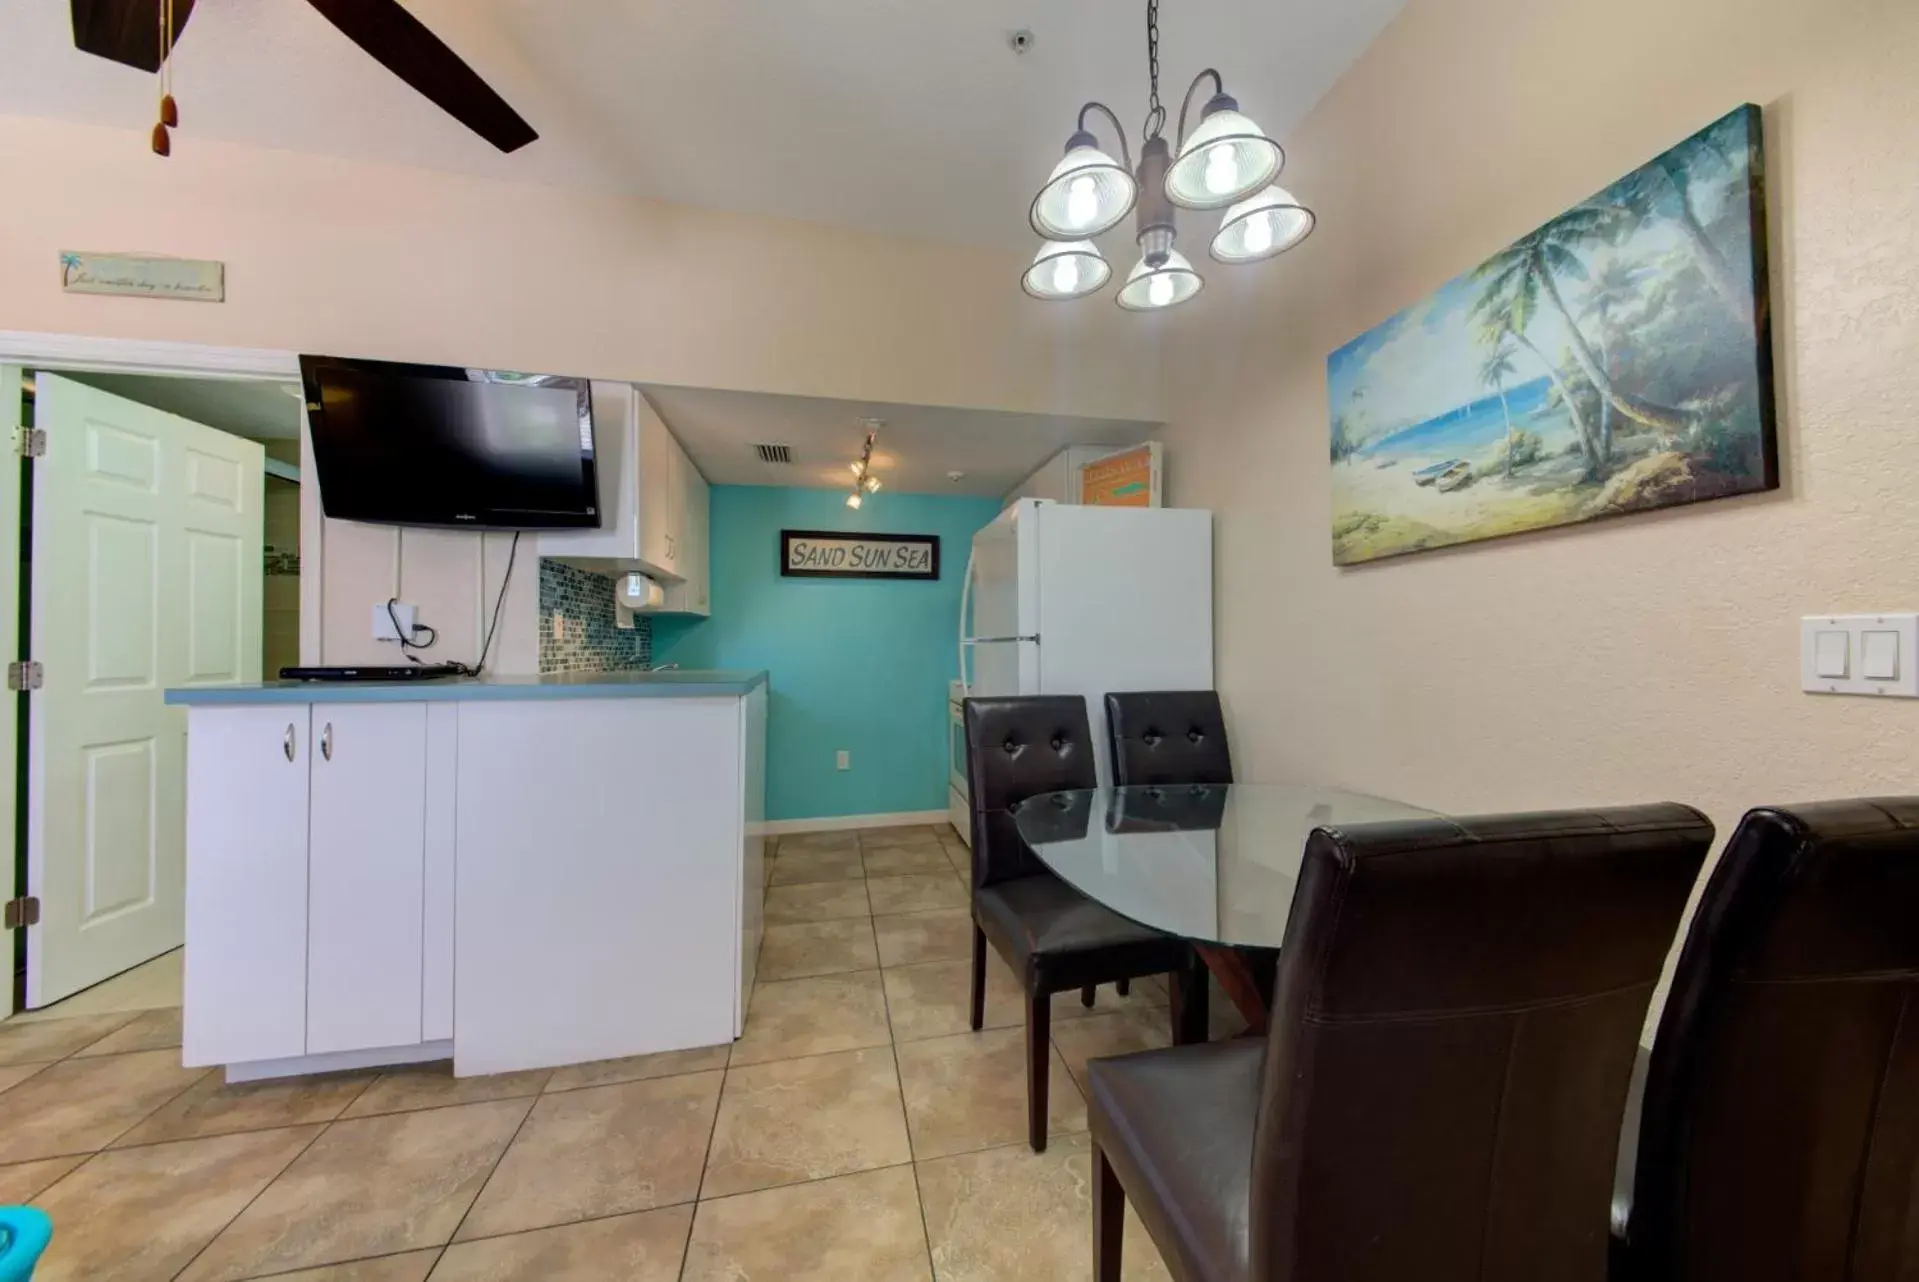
957 499 1215 802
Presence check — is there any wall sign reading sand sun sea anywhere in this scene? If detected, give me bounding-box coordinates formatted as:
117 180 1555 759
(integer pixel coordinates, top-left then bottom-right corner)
1328 104 1779 566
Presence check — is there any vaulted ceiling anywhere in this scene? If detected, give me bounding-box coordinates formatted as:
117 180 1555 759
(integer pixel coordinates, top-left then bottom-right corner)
0 0 1404 249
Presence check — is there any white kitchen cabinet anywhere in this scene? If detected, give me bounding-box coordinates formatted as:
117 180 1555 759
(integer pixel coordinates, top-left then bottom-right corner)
306 703 428 1054
639 400 678 574
543 383 709 602
181 699 448 1072
663 463 711 616
173 677 766 1082
183 705 312 1068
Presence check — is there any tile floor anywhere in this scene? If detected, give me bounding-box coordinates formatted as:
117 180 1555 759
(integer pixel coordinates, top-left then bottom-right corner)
0 824 1180 1280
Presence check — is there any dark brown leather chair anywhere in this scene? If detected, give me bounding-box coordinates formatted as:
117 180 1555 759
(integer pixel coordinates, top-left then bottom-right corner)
1087 803 1714 1282
1615 798 1919 1282
1105 691 1234 787
964 694 1196 1152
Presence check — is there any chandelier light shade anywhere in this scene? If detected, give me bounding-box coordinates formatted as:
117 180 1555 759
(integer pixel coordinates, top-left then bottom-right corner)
1165 93 1283 210
1029 137 1137 240
1210 185 1315 263
1117 248 1202 311
1022 239 1113 300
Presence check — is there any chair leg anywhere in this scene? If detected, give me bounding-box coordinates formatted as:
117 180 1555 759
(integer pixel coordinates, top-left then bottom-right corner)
969 924 987 1032
1094 1140 1124 1282
1169 953 1210 1046
1081 984 1097 1008
1116 978 1130 997
1027 989 1052 1153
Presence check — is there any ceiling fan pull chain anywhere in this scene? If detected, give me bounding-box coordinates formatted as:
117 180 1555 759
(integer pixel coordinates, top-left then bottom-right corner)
152 0 176 155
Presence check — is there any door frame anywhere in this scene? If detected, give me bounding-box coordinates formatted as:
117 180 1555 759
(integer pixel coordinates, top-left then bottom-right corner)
0 333 311 1013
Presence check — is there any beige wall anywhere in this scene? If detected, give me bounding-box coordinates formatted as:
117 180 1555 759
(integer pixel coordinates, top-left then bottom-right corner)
0 114 1168 668
1162 0 1919 851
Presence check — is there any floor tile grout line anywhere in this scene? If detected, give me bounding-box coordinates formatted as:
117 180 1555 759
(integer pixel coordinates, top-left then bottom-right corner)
233 1243 445 1281
880 947 944 1280
167 1114 333 1282
439 1091 544 1251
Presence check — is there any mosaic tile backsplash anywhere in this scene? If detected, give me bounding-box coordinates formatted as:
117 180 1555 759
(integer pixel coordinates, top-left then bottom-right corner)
539 559 653 674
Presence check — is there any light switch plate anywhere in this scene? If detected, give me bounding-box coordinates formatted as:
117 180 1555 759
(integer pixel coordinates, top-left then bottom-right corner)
1801 614 1919 697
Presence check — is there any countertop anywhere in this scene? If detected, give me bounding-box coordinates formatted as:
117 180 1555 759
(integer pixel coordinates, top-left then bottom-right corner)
164 669 769 706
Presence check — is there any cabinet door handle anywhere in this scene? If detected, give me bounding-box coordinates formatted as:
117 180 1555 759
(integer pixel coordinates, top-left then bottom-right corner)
320 722 333 761
283 724 297 762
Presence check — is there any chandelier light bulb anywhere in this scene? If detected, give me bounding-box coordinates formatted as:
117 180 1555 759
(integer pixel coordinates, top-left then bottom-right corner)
1148 273 1174 307
1064 176 1100 232
846 492 862 510
1203 143 1239 196
1242 214 1273 254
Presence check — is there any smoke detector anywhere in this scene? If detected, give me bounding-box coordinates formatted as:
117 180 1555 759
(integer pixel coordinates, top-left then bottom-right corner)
947 470 966 483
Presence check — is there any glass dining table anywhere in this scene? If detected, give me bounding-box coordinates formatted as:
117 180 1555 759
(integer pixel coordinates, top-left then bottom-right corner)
1010 782 1437 1031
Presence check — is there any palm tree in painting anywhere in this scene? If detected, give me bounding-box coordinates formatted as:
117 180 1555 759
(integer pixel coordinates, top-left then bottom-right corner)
1473 208 1696 439
1601 114 1752 318
1478 341 1521 477
1579 258 1651 462
1470 256 1607 481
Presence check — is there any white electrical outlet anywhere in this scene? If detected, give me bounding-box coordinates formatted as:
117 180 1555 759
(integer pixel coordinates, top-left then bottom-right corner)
836 750 851 771
551 614 567 642
373 601 418 643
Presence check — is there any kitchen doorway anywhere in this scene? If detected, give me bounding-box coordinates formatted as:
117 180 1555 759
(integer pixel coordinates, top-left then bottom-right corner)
6 365 292 1014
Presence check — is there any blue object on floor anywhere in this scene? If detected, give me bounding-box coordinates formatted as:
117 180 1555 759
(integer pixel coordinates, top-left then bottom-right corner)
0 1206 52 1281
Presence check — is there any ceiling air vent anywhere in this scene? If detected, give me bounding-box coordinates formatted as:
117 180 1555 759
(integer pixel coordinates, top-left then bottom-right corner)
751 442 793 465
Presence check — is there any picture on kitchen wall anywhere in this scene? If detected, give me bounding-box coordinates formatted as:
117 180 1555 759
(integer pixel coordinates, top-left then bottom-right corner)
1328 103 1777 566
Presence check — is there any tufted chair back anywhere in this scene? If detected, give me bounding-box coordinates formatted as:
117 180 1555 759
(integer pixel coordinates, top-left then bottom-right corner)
1105 691 1234 788
963 695 1097 888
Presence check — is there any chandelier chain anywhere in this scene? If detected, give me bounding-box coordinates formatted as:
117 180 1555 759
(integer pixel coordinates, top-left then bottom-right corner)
1143 0 1165 142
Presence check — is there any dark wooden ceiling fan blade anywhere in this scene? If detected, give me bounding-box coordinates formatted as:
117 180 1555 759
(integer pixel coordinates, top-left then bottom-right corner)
70 0 196 73
302 0 537 153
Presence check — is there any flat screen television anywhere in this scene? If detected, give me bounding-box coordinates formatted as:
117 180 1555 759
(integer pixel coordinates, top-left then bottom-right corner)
299 355 600 529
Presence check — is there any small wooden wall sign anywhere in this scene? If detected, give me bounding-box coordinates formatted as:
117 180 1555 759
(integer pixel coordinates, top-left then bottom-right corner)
60 251 225 302
781 530 940 580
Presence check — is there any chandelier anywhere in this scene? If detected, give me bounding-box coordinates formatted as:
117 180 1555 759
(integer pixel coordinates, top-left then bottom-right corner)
1021 0 1316 310
846 419 883 509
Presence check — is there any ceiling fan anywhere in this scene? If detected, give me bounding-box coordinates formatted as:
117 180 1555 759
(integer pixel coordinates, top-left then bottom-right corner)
69 0 538 153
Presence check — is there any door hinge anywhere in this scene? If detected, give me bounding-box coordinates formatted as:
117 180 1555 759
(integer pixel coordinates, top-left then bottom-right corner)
3 896 39 930
6 660 43 691
15 428 44 458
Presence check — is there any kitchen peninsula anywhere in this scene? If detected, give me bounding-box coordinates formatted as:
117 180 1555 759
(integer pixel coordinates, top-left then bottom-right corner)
165 670 767 1082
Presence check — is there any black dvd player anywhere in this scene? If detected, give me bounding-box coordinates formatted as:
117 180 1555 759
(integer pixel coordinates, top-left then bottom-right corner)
280 663 467 682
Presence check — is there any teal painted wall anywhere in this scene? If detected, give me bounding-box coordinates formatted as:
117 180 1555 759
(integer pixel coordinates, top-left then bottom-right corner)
653 486 1002 822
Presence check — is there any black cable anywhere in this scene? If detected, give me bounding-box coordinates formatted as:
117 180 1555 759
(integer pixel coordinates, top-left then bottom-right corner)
386 596 437 664
470 531 520 677
383 530 518 678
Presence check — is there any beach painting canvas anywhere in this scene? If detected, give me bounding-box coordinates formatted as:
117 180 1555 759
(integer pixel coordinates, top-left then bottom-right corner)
1329 104 1777 566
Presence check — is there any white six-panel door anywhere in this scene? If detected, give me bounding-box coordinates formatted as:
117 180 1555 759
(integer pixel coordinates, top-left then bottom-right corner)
28 374 263 1007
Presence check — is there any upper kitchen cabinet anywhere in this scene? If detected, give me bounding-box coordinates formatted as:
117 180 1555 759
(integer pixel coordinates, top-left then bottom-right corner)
542 383 708 604
663 471 710 616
